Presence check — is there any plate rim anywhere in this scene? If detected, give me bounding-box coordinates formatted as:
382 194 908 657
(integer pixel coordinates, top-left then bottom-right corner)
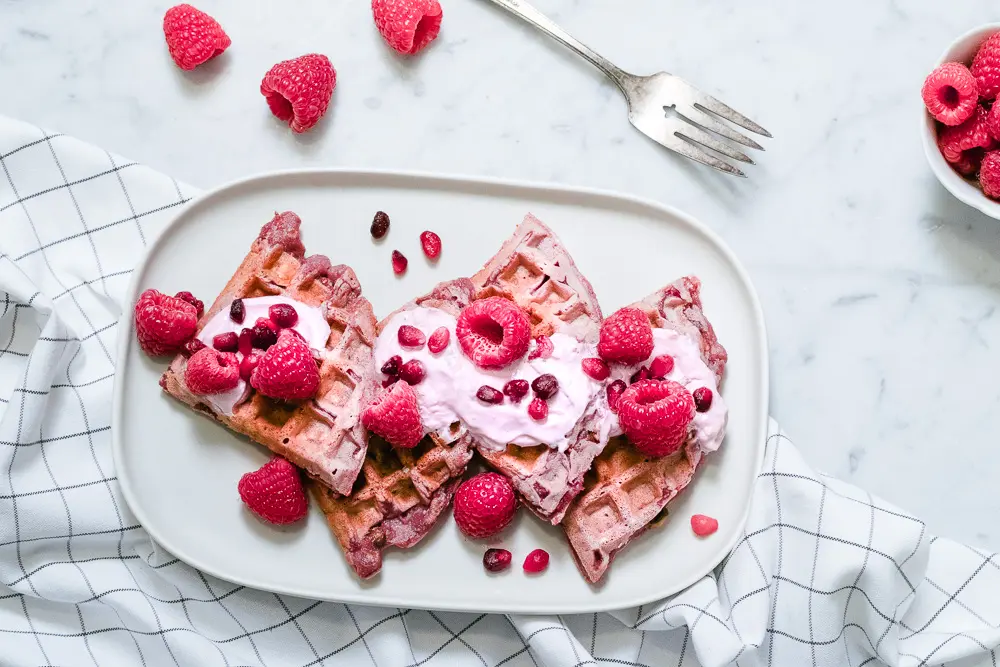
111 167 770 614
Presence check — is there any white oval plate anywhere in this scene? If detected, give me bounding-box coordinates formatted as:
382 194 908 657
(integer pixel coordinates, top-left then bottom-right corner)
112 170 768 614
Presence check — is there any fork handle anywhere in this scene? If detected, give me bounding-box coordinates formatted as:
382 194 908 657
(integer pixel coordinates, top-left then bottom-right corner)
481 0 629 88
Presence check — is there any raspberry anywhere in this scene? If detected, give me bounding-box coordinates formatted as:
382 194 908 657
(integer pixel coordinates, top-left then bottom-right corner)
371 0 443 55
522 549 549 574
528 335 553 361
531 374 558 400
399 359 426 385
693 387 714 412
972 33 1000 100
213 331 238 352
260 54 336 133
606 380 626 412
618 380 696 457
239 349 264 382
527 397 548 421
230 298 245 324
238 457 308 525
362 381 423 449
980 150 1000 199
989 103 1000 142
453 472 517 539
483 548 512 572
174 291 204 318
954 148 985 176
250 330 320 401
581 357 610 381
185 348 240 395
381 355 402 376
238 328 253 356
371 211 390 239
598 307 654 365
398 325 426 348
427 326 450 353
630 366 650 384
476 385 504 404
162 4 231 71
251 320 278 349
419 231 441 259
691 514 719 537
921 62 979 125
939 105 993 164
649 355 675 379
134 288 198 356
183 338 206 356
392 250 408 274
456 297 531 370
269 303 298 328
503 379 529 403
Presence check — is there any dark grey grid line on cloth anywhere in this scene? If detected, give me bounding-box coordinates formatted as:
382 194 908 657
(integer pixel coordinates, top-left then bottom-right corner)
0 115 997 667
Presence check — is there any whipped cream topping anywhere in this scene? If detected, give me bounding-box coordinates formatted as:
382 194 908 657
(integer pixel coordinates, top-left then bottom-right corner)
194 296 331 416
374 307 605 453
607 328 728 454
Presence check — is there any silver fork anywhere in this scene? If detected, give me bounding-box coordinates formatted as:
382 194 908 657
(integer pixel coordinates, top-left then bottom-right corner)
481 0 772 177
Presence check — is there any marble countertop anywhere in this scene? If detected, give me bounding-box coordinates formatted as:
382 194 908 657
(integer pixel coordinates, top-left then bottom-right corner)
4 0 998 550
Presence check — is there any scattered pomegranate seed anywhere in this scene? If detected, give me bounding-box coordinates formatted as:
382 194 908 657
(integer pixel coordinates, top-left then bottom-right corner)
399 360 426 385
392 250 408 274
238 328 253 356
522 548 549 573
477 385 504 404
629 366 650 384
370 211 390 239
239 353 260 381
531 374 559 400
606 380 627 411
398 325 426 348
269 303 298 328
251 321 278 349
527 397 548 421
691 514 719 537
419 230 442 259
483 548 512 572
528 335 553 360
649 355 675 379
381 355 402 376
382 376 399 388
693 387 713 412
213 332 239 352
581 357 610 381
183 338 206 356
256 317 279 332
427 326 450 353
230 298 245 324
503 379 530 403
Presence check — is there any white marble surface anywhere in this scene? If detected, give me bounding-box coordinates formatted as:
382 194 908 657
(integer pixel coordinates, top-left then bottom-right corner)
3 0 999 550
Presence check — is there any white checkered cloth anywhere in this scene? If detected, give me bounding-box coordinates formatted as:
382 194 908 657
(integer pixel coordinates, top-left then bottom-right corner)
0 115 998 667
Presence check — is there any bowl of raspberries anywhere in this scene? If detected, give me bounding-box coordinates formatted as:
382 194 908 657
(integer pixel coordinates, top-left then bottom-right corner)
922 24 1000 216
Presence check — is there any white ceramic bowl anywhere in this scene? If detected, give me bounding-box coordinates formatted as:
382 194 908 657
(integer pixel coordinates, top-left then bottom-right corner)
922 23 1000 219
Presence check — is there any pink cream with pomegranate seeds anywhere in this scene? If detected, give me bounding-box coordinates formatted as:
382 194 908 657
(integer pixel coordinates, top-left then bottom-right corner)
373 306 605 453
195 296 331 415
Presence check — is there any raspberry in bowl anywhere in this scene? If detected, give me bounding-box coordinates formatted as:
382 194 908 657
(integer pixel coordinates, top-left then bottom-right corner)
922 24 1000 219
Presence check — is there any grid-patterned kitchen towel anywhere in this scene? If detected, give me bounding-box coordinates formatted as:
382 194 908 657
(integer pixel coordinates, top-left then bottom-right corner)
1 115 998 667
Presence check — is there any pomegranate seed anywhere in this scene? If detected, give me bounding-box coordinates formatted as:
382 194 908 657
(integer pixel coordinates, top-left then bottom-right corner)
691 514 719 537
229 298 245 324
531 374 559 400
419 230 442 259
239 353 260 382
213 331 238 352
528 335 553 360
370 211 390 239
256 317 278 332
381 355 402 376
269 304 298 328
392 250 408 274
527 397 548 421
522 548 549 573
629 366 650 384
183 338 206 356
382 376 399 388
477 385 504 404
238 328 253 356
649 355 675 379
581 357 610 381
397 325 426 348
503 379 530 403
251 322 278 349
399 360 426 385
606 380 627 411
174 291 204 318
483 548 512 572
693 387 713 412
427 326 450 353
